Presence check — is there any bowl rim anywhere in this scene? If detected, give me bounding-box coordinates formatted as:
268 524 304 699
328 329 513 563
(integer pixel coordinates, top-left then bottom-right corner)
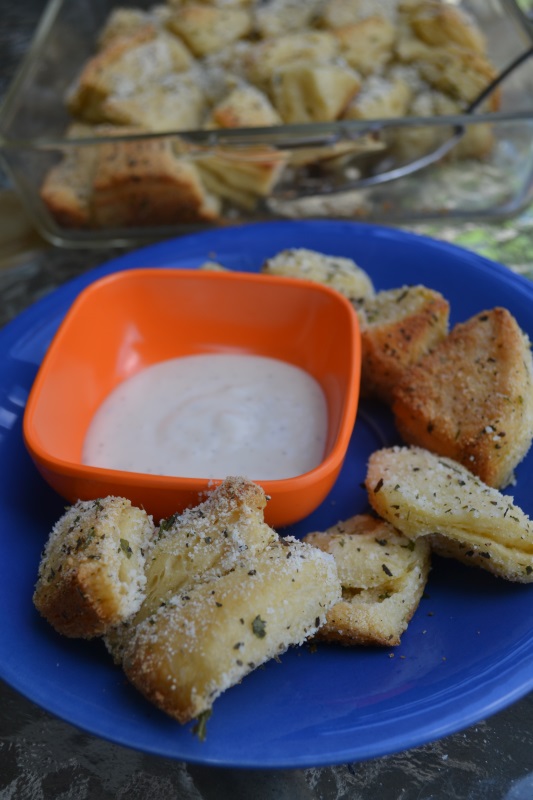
23 266 361 495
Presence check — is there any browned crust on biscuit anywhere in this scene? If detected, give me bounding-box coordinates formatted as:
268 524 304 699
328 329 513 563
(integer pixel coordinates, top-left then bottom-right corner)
355 285 449 403
392 308 533 487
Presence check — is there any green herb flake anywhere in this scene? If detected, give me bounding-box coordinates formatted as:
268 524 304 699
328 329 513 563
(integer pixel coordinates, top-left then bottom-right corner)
193 709 212 741
252 615 267 639
119 538 133 559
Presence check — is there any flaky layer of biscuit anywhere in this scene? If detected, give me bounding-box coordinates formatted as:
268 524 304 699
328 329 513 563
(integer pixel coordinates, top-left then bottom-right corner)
366 446 533 582
123 537 341 723
304 514 430 645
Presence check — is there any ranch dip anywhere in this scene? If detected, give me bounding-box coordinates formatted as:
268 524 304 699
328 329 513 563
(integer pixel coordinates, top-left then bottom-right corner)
82 353 328 480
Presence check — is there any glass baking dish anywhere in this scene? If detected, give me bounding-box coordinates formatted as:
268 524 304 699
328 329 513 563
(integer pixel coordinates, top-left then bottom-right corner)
1 0 533 247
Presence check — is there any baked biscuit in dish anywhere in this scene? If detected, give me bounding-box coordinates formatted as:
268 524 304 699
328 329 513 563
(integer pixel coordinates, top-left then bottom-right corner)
272 61 361 124
67 30 192 122
97 7 171 49
91 138 221 227
392 307 533 488
366 446 533 583
33 497 155 639
197 146 288 210
334 15 396 76
166 4 252 57
417 44 499 111
206 84 282 129
354 284 449 403
253 0 323 39
320 0 397 29
244 31 339 90
304 514 430 646
261 247 374 301
343 74 413 121
123 537 341 723
101 73 207 132
409 1 486 55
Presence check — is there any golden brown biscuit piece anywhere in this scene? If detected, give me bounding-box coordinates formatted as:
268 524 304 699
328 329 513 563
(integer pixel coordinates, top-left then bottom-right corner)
33 497 155 638
104 475 276 662
244 31 339 90
261 247 374 301
197 146 288 210
67 30 192 122
392 308 533 488
304 514 430 646
123 537 341 723
207 84 282 129
254 0 324 39
409 1 486 55
166 4 252 57
101 73 206 132
272 61 360 124
366 446 533 583
343 74 413 121
91 138 221 227
334 15 395 76
354 284 449 403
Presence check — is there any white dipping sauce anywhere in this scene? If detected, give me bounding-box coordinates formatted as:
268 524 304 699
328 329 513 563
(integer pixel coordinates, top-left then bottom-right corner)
82 353 328 480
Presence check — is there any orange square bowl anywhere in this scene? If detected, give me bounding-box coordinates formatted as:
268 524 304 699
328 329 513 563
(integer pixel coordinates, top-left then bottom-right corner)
23 268 361 528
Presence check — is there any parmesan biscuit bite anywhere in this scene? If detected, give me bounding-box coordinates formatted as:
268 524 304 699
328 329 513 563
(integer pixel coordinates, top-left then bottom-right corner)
366 446 533 583
261 247 375 301
409 1 486 55
123 537 341 723
67 30 192 122
40 123 99 229
343 74 413 121
206 84 282 129
354 284 449 403
392 308 533 488
272 61 361 124
97 7 171 49
333 15 396 76
104 476 276 662
166 4 252 57
135 476 277 626
101 73 207 132
197 146 288 210
91 139 221 227
417 44 500 111
253 0 324 39
33 497 155 639
304 514 430 646
244 31 339 91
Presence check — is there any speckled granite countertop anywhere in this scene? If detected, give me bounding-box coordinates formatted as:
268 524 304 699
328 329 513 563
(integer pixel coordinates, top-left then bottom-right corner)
2 3 533 799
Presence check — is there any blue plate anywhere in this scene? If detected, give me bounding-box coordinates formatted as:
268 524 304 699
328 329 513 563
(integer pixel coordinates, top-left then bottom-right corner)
2 220 533 769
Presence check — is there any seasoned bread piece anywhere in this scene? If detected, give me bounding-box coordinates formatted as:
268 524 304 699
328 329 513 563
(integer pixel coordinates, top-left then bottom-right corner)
206 84 282 129
334 15 395 76
104 475 276 662
320 0 397 29
261 247 374 301
166 4 252 57
101 73 207 132
67 30 192 122
40 123 99 229
409 1 486 55
272 61 360 124
253 0 324 39
417 44 499 111
91 138 221 227
197 146 287 210
33 497 154 638
392 308 533 488
244 31 339 90
97 7 170 49
366 446 533 583
123 537 341 723
343 74 412 121
304 514 430 646
136 477 277 625
354 284 449 403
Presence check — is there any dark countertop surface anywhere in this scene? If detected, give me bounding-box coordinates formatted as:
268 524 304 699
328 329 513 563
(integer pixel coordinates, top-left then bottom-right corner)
2 3 533 798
